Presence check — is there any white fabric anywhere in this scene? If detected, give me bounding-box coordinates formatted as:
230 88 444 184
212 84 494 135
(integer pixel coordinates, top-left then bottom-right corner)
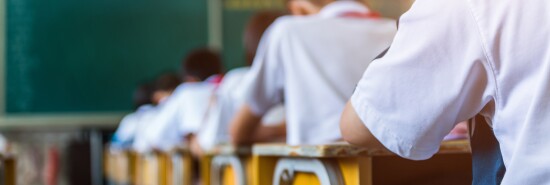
350 0 550 184
246 1 396 145
111 105 154 149
133 82 216 152
197 67 285 151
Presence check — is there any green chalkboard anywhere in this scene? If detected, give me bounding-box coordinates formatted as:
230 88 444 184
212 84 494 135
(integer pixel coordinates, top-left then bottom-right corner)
6 0 208 113
222 9 255 70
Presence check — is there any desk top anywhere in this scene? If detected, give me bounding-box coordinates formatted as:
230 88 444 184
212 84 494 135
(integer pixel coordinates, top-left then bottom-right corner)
205 144 252 156
252 140 471 158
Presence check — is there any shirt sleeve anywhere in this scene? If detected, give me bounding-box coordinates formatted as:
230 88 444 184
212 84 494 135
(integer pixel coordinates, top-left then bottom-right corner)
245 19 287 115
111 113 138 147
351 0 495 160
143 95 184 151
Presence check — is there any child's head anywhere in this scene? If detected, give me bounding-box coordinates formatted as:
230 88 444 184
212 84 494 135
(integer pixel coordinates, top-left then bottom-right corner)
133 82 155 109
152 73 181 104
182 48 223 82
244 11 285 66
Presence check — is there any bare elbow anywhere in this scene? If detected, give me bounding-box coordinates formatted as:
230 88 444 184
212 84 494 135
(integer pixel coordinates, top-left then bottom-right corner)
229 120 245 145
340 105 368 147
340 101 387 150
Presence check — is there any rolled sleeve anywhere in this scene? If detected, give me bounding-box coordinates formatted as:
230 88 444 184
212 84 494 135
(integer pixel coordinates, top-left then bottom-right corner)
350 0 494 160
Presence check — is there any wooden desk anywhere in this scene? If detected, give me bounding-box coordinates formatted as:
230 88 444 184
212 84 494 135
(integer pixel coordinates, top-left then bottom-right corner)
252 140 472 185
133 148 193 185
167 148 194 185
202 144 253 185
0 155 16 185
104 148 136 185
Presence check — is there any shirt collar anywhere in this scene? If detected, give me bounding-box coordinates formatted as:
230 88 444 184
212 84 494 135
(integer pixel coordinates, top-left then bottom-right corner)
318 0 371 18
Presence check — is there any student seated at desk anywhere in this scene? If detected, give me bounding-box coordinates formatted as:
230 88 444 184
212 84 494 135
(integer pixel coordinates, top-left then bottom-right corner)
339 0 550 184
229 0 397 145
111 74 181 150
188 11 287 157
135 48 224 153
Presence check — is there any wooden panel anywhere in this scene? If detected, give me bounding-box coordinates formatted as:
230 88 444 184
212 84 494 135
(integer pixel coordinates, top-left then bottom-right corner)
371 154 472 185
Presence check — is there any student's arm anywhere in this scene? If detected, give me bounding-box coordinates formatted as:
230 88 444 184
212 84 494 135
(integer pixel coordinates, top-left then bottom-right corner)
340 0 493 160
231 22 286 145
252 122 286 142
187 135 204 158
340 101 388 151
230 104 263 145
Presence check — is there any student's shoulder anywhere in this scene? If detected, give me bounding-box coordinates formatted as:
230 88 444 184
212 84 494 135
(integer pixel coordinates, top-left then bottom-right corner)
265 15 311 36
219 67 251 92
270 15 315 29
174 82 214 91
224 67 250 80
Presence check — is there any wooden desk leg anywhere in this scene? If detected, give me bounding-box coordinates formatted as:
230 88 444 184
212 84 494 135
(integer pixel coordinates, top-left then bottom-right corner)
158 153 168 185
3 158 16 185
128 152 138 185
202 156 213 185
169 153 194 185
252 156 278 185
337 157 372 185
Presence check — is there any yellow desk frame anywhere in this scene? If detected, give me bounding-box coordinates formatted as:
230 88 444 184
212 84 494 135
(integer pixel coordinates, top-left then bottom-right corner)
252 140 472 185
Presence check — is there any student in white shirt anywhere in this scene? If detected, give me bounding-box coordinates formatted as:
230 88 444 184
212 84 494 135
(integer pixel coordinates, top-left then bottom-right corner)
110 82 156 149
340 0 550 184
133 48 223 153
111 74 181 149
230 0 397 145
190 11 286 157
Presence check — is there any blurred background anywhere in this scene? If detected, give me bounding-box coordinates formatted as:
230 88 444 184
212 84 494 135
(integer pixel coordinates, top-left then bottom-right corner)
0 0 414 184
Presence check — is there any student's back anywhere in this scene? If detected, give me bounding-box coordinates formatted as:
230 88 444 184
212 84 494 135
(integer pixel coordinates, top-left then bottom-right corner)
247 1 396 145
469 0 550 183
341 0 550 184
136 48 223 152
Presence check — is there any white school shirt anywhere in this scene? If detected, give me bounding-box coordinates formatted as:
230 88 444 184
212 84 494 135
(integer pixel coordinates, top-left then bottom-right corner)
111 105 154 149
197 67 285 150
136 81 216 152
246 1 396 145
350 0 550 184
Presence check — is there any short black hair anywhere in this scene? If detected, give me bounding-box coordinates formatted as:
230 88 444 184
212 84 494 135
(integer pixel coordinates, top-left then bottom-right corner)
133 82 154 109
182 48 223 81
154 73 181 92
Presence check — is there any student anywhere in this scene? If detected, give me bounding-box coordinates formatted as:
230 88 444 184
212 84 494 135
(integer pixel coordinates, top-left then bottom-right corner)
230 0 397 145
135 48 223 152
110 82 155 149
190 11 286 157
111 74 180 149
339 0 549 184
